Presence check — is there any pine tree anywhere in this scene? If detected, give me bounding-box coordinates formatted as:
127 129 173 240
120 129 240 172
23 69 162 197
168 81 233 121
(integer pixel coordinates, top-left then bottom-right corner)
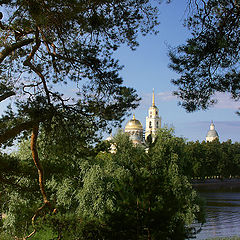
169 0 240 113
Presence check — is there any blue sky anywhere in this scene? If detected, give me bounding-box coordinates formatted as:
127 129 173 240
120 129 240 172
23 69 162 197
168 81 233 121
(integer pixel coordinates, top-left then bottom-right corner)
114 0 240 142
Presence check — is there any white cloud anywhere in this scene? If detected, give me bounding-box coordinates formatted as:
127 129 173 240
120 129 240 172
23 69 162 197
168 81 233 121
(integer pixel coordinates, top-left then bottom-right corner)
187 120 240 128
157 91 176 101
139 91 177 108
213 92 240 110
146 91 240 110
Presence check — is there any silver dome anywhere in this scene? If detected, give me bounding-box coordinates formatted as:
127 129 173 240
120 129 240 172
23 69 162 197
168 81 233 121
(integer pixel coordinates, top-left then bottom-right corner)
206 129 219 138
206 122 219 141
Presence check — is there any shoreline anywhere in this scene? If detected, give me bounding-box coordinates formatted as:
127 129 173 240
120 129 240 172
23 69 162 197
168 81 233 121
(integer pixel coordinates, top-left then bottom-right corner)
192 178 240 190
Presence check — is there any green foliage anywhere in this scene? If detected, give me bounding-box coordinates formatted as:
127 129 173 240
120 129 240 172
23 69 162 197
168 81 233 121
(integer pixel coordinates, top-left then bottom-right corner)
0 151 41 238
1 128 204 239
180 139 240 179
169 0 240 112
0 232 13 240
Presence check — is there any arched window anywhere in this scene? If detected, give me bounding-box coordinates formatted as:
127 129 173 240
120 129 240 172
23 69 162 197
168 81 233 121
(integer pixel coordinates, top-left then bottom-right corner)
156 111 158 115
156 121 159 128
149 121 152 128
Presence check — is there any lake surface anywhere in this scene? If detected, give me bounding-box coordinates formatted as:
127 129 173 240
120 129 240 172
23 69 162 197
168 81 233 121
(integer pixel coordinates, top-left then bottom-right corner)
194 183 240 240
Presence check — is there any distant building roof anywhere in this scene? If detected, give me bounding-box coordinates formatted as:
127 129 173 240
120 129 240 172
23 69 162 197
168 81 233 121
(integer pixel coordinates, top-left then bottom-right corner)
206 122 219 141
125 114 143 131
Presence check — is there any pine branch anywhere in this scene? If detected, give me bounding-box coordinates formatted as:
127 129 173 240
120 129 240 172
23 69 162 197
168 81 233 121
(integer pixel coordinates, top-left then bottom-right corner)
0 120 36 145
23 28 51 105
0 38 34 63
0 90 15 102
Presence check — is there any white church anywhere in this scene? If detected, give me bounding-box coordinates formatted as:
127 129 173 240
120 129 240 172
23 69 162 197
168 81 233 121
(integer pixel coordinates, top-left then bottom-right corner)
124 90 219 144
124 90 161 145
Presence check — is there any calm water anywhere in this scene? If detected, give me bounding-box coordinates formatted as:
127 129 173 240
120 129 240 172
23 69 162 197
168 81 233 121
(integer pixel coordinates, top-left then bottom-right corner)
194 185 240 239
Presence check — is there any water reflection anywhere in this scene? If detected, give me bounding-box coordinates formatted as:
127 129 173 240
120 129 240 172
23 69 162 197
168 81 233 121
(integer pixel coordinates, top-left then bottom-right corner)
194 184 240 239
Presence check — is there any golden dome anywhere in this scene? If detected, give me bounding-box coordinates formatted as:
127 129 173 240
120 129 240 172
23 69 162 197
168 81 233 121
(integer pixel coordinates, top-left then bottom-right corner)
125 114 143 130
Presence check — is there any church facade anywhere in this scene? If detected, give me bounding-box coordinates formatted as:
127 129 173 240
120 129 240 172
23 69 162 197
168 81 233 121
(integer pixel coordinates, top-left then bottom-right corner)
124 90 219 144
124 90 161 145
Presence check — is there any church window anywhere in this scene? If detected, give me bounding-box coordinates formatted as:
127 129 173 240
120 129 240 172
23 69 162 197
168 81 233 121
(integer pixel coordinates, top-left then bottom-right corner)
156 111 158 115
149 121 152 128
156 121 159 128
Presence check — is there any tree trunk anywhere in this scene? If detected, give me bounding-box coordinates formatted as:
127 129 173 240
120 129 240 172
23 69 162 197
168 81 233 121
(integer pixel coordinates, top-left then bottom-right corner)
30 124 48 204
24 124 51 239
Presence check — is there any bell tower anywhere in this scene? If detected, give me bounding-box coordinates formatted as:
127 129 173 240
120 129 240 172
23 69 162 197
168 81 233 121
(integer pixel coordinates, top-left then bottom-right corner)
145 89 161 142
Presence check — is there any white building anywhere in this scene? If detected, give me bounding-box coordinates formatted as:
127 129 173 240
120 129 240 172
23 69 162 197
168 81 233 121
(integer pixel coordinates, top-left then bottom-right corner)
124 90 161 144
206 121 219 142
145 89 161 142
107 91 221 146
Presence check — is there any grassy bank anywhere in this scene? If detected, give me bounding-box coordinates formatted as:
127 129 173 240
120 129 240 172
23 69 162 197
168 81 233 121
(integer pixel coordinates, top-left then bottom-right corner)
1 233 240 240
0 228 56 240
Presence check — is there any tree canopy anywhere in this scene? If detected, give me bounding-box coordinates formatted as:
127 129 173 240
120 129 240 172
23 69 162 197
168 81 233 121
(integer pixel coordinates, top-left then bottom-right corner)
0 0 169 147
169 0 240 112
1 129 204 239
178 139 240 179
